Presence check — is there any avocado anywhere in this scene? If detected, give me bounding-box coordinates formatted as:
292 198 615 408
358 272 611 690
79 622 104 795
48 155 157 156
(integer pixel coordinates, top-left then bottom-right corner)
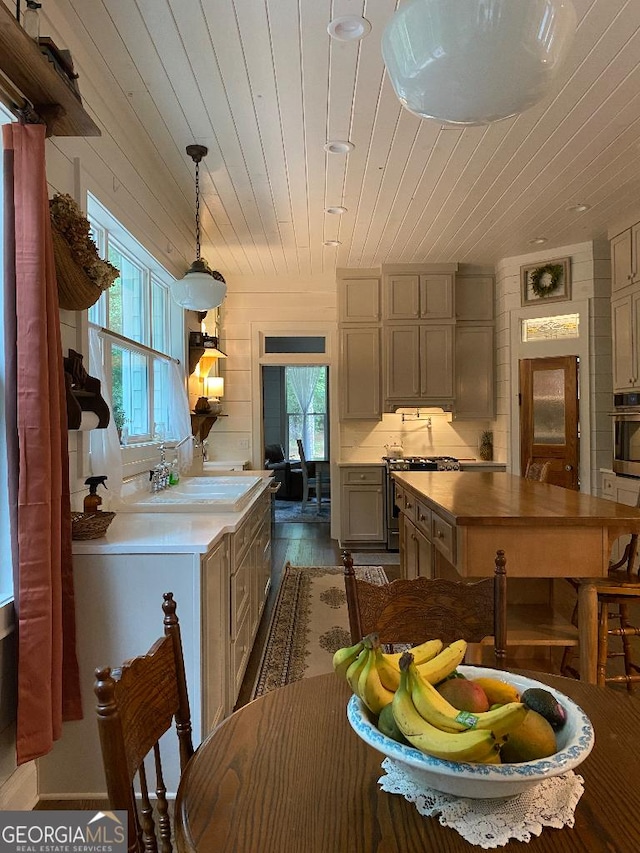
521 687 567 730
378 703 409 744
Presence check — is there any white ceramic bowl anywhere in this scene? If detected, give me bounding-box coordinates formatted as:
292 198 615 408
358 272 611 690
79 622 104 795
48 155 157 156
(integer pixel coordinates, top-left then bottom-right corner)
347 665 594 799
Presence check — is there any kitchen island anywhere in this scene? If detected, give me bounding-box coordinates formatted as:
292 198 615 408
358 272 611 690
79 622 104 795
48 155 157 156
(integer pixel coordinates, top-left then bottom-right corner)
393 471 640 683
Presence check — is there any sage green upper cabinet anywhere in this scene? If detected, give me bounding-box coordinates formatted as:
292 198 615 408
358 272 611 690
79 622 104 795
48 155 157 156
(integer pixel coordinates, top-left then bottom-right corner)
339 277 381 322
455 275 494 321
338 273 382 420
384 324 454 405
611 225 640 295
340 326 382 419
384 273 454 320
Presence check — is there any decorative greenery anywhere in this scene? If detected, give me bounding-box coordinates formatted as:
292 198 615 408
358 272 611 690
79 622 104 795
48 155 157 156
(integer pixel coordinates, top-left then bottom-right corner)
49 193 120 291
112 402 126 432
529 263 564 298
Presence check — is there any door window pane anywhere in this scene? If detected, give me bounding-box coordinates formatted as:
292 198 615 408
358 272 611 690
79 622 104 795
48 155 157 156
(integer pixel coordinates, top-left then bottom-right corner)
533 369 565 444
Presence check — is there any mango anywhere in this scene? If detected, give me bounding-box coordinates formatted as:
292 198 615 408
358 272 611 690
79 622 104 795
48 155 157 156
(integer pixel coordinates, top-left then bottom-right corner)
472 677 520 706
499 709 557 763
437 677 490 712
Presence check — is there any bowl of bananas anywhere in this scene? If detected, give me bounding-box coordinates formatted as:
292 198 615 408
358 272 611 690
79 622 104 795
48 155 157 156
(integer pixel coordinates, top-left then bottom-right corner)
335 635 594 799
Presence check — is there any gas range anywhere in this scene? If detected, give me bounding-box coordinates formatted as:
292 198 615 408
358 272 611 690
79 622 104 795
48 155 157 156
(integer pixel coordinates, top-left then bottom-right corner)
383 455 461 471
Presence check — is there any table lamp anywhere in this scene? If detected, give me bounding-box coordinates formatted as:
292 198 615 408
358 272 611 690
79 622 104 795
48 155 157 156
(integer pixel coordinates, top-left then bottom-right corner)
205 375 224 415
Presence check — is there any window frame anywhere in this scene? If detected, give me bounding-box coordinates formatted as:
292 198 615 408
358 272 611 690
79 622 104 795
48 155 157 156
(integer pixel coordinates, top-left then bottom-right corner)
87 194 184 471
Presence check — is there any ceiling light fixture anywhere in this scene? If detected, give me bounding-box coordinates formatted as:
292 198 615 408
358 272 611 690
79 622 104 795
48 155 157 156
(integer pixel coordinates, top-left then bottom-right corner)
324 140 355 154
567 203 591 213
324 240 342 247
326 206 347 215
382 0 577 126
327 15 372 41
529 237 548 245
172 145 227 311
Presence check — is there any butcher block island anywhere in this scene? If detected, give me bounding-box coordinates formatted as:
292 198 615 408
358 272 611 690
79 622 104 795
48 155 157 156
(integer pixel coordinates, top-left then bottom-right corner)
393 471 640 683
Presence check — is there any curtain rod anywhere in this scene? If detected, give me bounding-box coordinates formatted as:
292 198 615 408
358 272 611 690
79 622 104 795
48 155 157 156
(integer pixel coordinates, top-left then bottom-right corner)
92 325 181 365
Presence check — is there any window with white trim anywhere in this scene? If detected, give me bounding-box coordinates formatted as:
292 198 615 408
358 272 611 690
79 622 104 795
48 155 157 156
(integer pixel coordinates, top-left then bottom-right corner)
87 195 183 454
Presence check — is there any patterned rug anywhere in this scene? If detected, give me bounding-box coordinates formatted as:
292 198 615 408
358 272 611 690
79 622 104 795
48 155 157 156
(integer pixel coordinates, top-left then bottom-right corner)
274 499 331 523
251 563 388 699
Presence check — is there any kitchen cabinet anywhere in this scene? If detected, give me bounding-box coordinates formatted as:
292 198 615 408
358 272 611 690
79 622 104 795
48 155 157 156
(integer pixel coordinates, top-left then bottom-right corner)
402 495 434 580
612 291 640 391
338 276 381 322
338 274 382 420
339 326 382 419
38 484 272 798
455 275 494 321
384 324 454 406
611 224 640 295
454 325 495 419
339 466 386 545
384 273 454 320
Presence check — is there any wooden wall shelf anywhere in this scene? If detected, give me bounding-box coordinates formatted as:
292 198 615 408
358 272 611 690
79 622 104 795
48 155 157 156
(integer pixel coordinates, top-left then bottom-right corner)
191 413 227 443
0 4 100 137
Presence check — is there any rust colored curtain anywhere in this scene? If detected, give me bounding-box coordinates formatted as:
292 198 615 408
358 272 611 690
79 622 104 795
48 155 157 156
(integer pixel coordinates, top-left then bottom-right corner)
3 123 82 765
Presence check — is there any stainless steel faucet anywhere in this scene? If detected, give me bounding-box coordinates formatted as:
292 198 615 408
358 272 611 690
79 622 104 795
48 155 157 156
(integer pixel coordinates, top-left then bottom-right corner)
149 442 170 492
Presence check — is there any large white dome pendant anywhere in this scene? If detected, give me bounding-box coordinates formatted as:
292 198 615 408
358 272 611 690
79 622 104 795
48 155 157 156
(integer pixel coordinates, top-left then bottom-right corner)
382 0 577 126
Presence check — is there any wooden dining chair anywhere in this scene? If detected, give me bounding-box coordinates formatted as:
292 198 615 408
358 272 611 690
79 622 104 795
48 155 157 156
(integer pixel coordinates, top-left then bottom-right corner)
296 438 319 508
561 508 640 689
94 592 194 853
524 459 552 482
342 549 507 668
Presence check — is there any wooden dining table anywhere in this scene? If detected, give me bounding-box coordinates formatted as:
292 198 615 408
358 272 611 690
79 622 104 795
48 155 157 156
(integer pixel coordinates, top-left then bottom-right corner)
174 672 640 852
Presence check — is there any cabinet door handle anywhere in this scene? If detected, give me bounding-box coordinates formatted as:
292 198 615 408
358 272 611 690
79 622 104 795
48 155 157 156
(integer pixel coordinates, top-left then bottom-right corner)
405 501 412 509
419 513 426 522
435 530 444 538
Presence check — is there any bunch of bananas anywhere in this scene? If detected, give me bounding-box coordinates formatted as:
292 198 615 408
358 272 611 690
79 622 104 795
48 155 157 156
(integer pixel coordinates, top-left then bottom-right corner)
333 635 529 764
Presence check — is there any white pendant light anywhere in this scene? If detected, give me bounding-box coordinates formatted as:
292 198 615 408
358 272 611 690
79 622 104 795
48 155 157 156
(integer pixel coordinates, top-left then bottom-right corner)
172 145 227 311
382 0 577 127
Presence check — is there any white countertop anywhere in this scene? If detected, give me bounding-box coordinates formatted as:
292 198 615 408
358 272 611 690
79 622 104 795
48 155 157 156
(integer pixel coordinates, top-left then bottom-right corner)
72 478 272 556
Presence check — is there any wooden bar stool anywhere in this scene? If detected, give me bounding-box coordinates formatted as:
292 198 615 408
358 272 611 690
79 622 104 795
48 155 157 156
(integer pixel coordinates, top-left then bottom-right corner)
561 529 640 689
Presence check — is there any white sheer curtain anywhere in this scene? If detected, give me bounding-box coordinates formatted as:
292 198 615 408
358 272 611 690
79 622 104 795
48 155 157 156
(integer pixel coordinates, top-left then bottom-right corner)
287 366 322 456
167 360 193 471
89 327 124 497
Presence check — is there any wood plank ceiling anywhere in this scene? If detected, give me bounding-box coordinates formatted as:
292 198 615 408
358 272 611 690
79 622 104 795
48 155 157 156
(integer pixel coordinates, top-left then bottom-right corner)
62 0 640 279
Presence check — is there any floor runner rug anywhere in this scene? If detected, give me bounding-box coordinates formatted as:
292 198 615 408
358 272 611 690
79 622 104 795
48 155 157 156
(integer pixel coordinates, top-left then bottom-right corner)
274 499 330 522
252 563 388 699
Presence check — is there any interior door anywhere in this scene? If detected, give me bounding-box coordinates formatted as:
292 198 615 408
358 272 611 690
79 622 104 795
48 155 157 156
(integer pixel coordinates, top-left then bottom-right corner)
519 356 579 490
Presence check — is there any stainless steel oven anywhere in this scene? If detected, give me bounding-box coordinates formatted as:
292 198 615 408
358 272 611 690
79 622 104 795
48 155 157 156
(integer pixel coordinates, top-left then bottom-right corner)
384 456 460 550
613 393 640 477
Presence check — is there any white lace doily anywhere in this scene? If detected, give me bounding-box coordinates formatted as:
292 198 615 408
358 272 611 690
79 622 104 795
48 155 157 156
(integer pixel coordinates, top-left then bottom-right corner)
378 758 585 849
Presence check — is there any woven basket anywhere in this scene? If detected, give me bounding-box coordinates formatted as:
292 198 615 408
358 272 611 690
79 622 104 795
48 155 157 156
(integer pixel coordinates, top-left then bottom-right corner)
71 511 116 540
52 227 104 311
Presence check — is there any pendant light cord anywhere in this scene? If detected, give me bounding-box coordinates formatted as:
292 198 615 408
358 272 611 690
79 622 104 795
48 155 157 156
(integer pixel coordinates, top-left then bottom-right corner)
195 158 201 262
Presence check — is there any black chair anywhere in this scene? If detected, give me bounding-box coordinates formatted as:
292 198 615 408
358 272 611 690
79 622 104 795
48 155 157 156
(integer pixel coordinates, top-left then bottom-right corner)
264 443 302 501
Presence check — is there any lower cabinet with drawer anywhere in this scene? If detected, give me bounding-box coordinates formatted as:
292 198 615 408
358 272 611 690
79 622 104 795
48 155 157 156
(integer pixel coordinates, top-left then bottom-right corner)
339 465 386 546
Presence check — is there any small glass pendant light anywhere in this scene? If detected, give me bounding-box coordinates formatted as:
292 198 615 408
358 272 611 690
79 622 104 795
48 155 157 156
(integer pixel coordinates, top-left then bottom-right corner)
172 145 227 311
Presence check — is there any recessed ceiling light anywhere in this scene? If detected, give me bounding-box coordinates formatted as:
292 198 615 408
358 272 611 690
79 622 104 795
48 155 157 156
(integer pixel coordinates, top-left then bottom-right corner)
528 237 548 245
324 139 355 154
327 15 372 41
323 240 342 247
326 206 348 215
567 203 591 213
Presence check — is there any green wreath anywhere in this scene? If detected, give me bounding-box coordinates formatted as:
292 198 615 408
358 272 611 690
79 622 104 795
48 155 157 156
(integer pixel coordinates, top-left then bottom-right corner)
529 263 564 297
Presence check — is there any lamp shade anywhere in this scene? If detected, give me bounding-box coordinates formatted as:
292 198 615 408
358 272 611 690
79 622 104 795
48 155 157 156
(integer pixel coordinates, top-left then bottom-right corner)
382 0 577 126
205 375 224 399
172 260 227 311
